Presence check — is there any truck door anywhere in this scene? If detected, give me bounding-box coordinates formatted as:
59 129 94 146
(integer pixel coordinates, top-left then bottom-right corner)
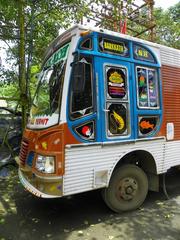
95 57 134 142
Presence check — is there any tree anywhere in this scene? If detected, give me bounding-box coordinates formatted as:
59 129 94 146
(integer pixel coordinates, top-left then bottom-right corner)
18 0 27 129
0 0 90 127
154 2 180 49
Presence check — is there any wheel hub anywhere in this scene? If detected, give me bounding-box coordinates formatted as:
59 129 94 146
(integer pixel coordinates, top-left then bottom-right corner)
117 177 138 201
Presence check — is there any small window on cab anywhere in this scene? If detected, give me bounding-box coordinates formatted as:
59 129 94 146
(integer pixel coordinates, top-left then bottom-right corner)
69 55 94 120
79 38 92 50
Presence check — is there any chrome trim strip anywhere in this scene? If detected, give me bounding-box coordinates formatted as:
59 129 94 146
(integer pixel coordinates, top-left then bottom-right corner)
34 173 62 181
66 136 166 148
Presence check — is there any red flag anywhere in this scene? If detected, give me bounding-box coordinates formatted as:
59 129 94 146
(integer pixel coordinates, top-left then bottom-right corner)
120 20 127 34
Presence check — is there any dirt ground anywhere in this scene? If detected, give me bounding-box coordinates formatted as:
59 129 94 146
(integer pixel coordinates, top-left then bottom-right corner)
0 166 180 240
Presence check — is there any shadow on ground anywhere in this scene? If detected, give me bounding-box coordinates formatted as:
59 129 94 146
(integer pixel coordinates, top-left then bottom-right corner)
0 166 180 240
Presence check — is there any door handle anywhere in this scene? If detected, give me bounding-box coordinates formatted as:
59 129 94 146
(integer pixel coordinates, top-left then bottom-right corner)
103 109 110 112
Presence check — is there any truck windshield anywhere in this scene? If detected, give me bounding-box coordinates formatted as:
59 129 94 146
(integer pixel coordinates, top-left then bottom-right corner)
31 61 65 117
28 42 70 129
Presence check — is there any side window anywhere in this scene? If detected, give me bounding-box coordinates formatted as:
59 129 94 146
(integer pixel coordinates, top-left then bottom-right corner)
138 116 159 137
80 38 92 50
106 66 127 100
105 65 130 137
70 56 93 119
74 121 95 140
136 67 159 108
108 103 128 136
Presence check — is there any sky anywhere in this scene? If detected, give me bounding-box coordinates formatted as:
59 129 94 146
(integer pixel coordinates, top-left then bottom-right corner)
154 0 179 9
0 0 179 68
135 0 179 9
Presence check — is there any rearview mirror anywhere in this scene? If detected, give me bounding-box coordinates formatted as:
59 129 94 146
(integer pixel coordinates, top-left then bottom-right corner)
72 62 86 93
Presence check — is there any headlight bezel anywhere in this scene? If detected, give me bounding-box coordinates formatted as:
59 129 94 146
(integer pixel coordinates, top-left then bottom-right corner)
35 155 56 174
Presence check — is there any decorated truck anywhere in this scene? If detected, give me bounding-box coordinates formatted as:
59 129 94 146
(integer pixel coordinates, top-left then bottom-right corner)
18 25 180 212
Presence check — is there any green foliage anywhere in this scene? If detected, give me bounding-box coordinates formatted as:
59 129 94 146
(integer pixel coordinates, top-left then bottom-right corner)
154 3 180 49
1 0 89 66
0 83 20 98
29 65 40 98
0 0 90 107
0 81 20 109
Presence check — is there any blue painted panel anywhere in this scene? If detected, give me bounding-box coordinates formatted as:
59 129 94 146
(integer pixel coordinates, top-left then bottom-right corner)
66 31 163 143
94 56 135 142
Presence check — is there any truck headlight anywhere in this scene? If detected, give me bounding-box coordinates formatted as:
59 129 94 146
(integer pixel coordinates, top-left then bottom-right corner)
35 155 55 174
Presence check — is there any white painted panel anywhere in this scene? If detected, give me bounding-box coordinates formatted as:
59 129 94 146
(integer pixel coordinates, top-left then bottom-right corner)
164 141 180 170
160 46 180 68
63 139 166 196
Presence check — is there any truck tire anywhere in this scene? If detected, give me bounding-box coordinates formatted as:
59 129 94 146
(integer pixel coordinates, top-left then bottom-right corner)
102 164 148 212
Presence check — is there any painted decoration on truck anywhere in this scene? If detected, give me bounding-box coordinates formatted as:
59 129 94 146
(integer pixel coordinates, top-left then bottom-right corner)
148 70 158 107
137 67 159 108
74 121 95 140
108 103 127 136
99 37 129 57
139 116 158 136
44 43 70 69
106 66 127 99
137 68 148 107
133 44 156 63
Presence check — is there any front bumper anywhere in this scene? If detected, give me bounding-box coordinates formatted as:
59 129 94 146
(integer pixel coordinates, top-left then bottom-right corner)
19 169 63 198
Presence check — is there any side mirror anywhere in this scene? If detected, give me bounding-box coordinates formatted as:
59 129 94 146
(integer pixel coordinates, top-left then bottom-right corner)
72 62 86 93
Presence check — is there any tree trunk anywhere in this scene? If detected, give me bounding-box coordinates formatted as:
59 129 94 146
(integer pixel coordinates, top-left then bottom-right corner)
18 0 28 130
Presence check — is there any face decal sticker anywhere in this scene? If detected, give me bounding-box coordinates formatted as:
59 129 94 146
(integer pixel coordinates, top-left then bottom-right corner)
74 121 95 140
82 125 92 137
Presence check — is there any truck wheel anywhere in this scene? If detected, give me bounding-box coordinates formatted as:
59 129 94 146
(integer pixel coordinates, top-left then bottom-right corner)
102 164 148 212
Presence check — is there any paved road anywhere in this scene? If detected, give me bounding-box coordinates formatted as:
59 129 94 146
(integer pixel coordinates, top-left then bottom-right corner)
0 166 180 240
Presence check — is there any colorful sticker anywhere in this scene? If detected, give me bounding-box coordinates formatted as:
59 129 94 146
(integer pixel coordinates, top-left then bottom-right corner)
108 104 127 135
107 68 127 99
139 75 146 87
111 111 125 130
137 67 159 108
137 68 148 107
133 44 155 63
139 117 158 136
82 125 92 137
148 70 158 107
99 38 129 57
109 71 123 83
139 89 148 107
75 122 95 140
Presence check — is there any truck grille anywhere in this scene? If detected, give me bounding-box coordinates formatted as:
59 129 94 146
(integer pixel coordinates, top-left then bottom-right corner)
19 140 29 166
